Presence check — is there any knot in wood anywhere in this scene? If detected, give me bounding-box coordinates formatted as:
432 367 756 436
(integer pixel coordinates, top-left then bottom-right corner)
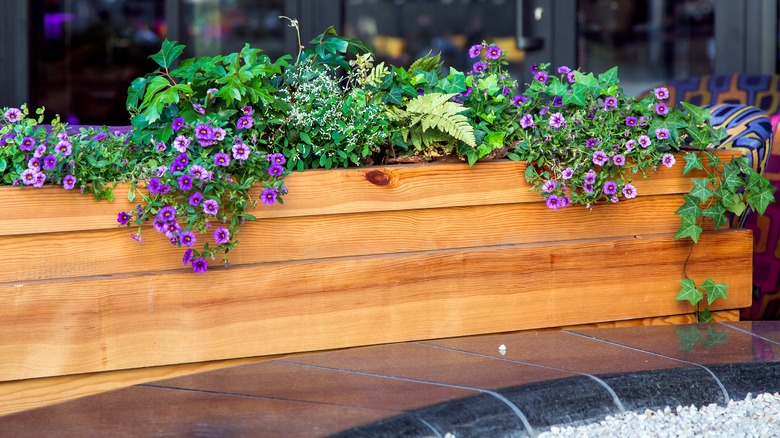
365 170 391 186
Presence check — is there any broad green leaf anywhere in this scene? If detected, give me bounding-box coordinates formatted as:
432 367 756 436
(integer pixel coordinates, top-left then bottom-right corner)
674 213 702 242
689 178 713 203
574 71 599 91
562 83 587 106
598 66 619 87
126 77 149 110
675 193 702 217
725 199 746 217
701 278 728 305
676 278 704 306
675 325 703 352
685 126 709 149
702 202 729 229
140 76 172 109
299 131 312 145
703 151 721 167
0 159 6 173
708 125 728 146
149 40 185 70
746 179 777 215
547 78 568 96
127 187 136 203
681 101 712 125
697 309 714 324
721 165 743 192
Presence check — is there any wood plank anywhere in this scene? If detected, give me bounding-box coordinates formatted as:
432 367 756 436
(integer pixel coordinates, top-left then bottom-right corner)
0 152 737 236
1 194 718 283
0 229 751 382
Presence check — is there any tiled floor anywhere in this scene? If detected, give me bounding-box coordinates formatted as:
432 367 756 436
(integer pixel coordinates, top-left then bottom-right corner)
2 321 780 437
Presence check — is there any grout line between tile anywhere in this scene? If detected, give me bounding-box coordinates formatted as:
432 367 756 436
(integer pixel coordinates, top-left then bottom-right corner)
416 417 444 438
561 330 732 404
718 321 780 346
414 341 626 413
271 360 538 438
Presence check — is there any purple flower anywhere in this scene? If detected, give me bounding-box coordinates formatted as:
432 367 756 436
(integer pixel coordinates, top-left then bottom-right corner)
193 103 206 115
260 188 278 205
20 168 36 185
592 151 608 166
159 184 172 194
625 117 638 127
512 96 528 107
611 195 620 203
92 133 108 141
163 220 181 238
4 107 22 122
542 179 558 193
43 154 57 170
603 181 618 195
131 233 143 242
622 184 637 199
55 141 72 156
175 153 189 167
468 44 481 58
604 96 618 110
582 182 594 193
212 127 226 142
63 175 76 190
485 45 502 60
232 142 251 160
214 152 231 167
180 230 197 247
189 191 204 206
552 96 563 107
268 153 286 165
624 139 636 151
169 161 185 174
177 174 193 191
33 172 46 188
545 195 561 210
460 87 473 98
20 136 36 151
655 103 669 115
203 199 219 215
548 112 565 128
559 195 570 209
155 141 167 153
213 227 230 244
190 164 207 180
654 87 669 100
182 248 194 266
566 71 577 83
237 115 253 130
117 212 131 225
519 114 534 129
153 217 166 233
173 135 191 153
268 164 284 176
586 138 598 148
534 71 548 83
171 117 185 131
147 178 162 194
584 170 597 184
242 105 253 115
530 64 539 73
638 135 651 148
557 66 571 74
655 128 670 140
562 167 574 180
192 258 208 274
195 124 213 141
28 157 41 171
662 153 676 168
539 106 549 116
473 61 487 73
158 206 177 222
613 154 625 166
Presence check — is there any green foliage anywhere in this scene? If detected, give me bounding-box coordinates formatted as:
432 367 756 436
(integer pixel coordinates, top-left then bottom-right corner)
386 92 475 153
676 325 727 351
675 277 728 322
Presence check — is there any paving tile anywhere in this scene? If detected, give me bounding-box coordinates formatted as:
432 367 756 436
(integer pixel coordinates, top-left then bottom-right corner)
0 385 392 437
150 360 476 412
721 320 780 361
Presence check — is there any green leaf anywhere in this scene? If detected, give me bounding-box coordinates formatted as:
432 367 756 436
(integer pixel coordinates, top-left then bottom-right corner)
702 326 728 348
685 126 710 149
676 278 704 306
674 214 702 242
681 101 712 125
675 193 702 217
127 187 136 203
547 78 568 96
701 278 728 305
0 159 6 173
682 154 703 175
746 177 777 215
598 66 619 87
689 178 713 203
299 131 312 145
149 40 185 70
675 325 703 352
702 202 729 230
126 77 150 110
697 309 714 324
562 83 587 106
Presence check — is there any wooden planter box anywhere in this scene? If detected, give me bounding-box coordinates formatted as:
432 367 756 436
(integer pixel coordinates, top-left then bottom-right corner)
0 153 751 383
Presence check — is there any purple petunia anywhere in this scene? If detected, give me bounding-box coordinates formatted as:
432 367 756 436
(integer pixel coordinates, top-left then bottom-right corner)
34 145 46 158
192 258 208 274
530 64 539 73
548 112 565 128
43 154 57 170
213 127 226 141
584 170 597 184
171 117 185 131
654 87 669 100
485 45 502 60
237 115 253 130
177 174 193 191
155 141 167 153
189 191 204 206
557 66 571 74
625 117 638 127
473 61 487 73
159 184 172 194
268 153 286 165
63 175 76 190
33 172 47 188
622 184 637 199
55 140 72 156
214 152 231 167
624 139 636 151
562 167 574 180
21 168 36 185
195 124 213 141
4 107 22 122
92 133 108 141
173 135 191 153
163 220 182 238
512 95 528 107
603 181 618 195
638 135 651 148
552 96 563 107
655 103 669 115
268 164 284 176
175 153 189 168
147 177 162 194
534 71 548 83
604 96 618 110
545 195 561 210
232 142 251 161
613 154 626 166
203 199 219 215
519 114 534 129
169 161 184 174
20 136 36 151
662 153 676 168
153 217 166 233
260 188 278 205
655 128 670 140
213 227 230 245
182 248 194 266
242 105 253 115
542 180 558 193
566 71 577 84
460 87 473 98
586 138 598 148
158 206 177 222
179 230 197 247
28 157 41 171
592 151 608 166
117 212 131 225
559 195 570 209
582 182 594 193
190 164 207 180
468 44 481 58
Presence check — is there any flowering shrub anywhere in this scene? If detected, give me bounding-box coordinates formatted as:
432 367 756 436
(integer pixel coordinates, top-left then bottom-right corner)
1 105 131 199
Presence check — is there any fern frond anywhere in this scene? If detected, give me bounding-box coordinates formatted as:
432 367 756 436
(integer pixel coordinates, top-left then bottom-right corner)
408 51 444 78
365 62 390 88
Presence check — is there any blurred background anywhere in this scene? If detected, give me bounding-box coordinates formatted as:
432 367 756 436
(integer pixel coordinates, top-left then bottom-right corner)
0 0 776 126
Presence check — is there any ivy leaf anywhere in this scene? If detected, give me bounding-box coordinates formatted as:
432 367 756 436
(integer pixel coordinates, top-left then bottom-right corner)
149 39 185 70
704 326 728 347
701 278 728 305
746 178 777 215
562 83 587 106
574 71 599 91
674 214 702 242
689 178 713 203
598 66 619 87
676 278 704 306
685 126 709 149
547 78 568 96
702 202 729 230
721 165 743 192
675 193 702 217
681 101 712 125
675 325 703 352
682 153 703 175
697 309 714 324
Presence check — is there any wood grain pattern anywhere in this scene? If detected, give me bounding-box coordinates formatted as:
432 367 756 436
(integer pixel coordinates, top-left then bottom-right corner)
0 229 751 382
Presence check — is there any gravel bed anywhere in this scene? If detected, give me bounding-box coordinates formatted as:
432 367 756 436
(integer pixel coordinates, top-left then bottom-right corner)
538 392 780 438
